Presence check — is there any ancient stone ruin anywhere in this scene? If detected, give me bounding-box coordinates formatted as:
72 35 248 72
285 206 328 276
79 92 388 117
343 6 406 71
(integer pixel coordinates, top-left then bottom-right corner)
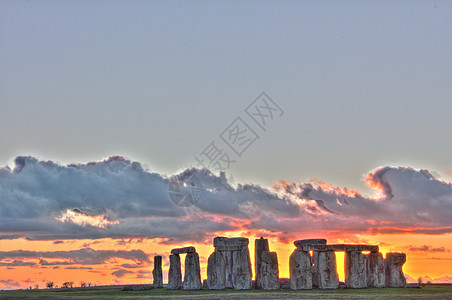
152 255 163 288
206 237 252 290
255 237 269 289
167 246 202 290
366 252 385 288
152 237 407 290
289 239 407 289
385 252 407 288
255 237 280 290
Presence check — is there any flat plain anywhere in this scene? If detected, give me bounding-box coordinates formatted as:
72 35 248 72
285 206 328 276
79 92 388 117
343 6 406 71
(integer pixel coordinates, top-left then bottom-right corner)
1 284 452 299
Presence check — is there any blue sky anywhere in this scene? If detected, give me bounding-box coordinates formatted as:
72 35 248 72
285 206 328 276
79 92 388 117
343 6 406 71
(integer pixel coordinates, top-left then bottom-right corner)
1 0 452 192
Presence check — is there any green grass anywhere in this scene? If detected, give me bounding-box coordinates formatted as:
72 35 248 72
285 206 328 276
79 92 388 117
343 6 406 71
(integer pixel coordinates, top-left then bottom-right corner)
1 284 452 299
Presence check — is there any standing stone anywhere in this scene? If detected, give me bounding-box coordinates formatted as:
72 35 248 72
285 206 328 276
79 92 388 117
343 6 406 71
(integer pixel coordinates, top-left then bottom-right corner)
223 250 234 288
152 255 163 288
294 238 326 289
366 252 385 288
345 250 367 288
260 251 280 290
289 250 312 290
385 252 406 288
167 254 182 290
207 251 226 290
183 252 202 290
208 237 254 290
318 251 339 289
232 246 252 290
255 237 269 289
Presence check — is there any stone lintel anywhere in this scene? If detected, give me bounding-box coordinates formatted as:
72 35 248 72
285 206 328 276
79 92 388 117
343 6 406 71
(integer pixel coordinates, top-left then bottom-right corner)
216 245 243 251
213 237 249 248
298 244 379 252
293 239 327 248
171 246 196 255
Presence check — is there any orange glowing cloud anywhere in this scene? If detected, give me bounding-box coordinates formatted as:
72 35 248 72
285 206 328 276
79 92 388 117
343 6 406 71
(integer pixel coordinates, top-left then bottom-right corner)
310 177 361 197
365 170 387 200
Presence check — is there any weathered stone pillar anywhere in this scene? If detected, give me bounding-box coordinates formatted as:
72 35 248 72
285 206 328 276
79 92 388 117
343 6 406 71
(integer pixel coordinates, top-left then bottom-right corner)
366 252 385 288
260 251 280 290
167 254 182 290
345 250 367 288
294 239 327 289
223 250 234 288
289 249 312 290
255 237 269 289
183 252 202 290
210 237 252 290
318 250 339 289
232 246 252 290
207 251 226 289
385 252 406 287
152 255 163 288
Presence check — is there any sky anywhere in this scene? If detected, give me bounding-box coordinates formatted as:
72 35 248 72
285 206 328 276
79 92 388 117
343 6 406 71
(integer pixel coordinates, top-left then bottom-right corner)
1 0 452 290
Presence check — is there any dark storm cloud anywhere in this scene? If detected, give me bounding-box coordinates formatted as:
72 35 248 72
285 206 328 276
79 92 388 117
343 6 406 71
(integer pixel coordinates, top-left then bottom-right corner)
0 156 451 243
0 156 182 219
0 156 297 241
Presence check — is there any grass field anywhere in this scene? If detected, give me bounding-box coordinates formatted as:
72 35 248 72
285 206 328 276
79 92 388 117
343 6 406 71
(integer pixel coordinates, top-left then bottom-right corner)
1 284 452 299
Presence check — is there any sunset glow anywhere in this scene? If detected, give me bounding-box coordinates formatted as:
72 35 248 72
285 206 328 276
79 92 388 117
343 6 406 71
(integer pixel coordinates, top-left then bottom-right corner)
1 0 452 293
1 159 451 289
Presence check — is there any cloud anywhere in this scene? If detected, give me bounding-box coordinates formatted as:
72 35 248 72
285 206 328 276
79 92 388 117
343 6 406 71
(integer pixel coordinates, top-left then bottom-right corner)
1 156 451 244
136 270 151 279
39 259 73 266
407 245 450 252
115 238 145 247
0 279 20 288
0 260 36 267
56 209 120 228
0 248 149 265
272 166 452 236
120 264 144 269
112 269 133 278
0 156 295 242
0 156 181 219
